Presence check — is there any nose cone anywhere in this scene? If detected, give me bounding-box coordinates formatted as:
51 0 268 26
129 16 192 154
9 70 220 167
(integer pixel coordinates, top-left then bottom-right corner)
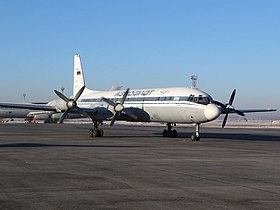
204 104 221 121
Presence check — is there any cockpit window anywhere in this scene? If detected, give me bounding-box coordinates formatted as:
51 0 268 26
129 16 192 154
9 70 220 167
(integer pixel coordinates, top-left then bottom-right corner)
183 94 211 105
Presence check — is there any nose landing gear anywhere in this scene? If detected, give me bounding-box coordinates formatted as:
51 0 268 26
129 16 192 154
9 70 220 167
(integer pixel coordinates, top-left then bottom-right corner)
191 124 200 141
162 123 177 138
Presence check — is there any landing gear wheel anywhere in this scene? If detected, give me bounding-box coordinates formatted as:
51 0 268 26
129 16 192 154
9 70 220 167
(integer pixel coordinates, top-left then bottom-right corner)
190 124 201 141
89 129 93 137
172 130 177 138
163 129 168 137
162 129 177 138
89 121 104 138
191 134 200 141
162 123 177 138
98 129 104 137
89 128 98 137
89 128 104 137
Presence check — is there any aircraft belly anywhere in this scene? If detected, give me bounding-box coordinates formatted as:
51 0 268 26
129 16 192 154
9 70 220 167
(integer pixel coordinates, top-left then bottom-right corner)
143 104 206 123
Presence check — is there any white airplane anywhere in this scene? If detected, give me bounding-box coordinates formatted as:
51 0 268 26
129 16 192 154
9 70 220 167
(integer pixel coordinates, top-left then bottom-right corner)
0 108 32 122
0 103 83 123
0 54 276 140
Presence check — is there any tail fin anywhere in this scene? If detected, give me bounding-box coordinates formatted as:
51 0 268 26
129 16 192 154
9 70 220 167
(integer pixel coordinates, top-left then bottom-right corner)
73 53 86 96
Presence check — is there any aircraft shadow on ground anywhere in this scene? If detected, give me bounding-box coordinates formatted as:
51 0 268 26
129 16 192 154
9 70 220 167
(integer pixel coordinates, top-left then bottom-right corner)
175 132 280 141
0 133 279 148
0 143 147 148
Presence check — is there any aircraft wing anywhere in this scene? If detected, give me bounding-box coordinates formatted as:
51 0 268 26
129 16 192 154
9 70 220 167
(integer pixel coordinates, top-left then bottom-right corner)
221 108 277 114
236 108 277 113
0 103 57 111
0 103 101 117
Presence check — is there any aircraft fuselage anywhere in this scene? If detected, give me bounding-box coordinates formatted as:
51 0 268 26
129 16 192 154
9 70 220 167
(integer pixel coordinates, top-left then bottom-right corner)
76 87 221 124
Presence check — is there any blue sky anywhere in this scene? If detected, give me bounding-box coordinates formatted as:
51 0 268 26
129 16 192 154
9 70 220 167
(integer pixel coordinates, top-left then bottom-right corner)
0 0 279 115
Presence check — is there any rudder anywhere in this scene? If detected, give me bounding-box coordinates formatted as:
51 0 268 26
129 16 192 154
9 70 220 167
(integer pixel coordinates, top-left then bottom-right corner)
73 53 85 96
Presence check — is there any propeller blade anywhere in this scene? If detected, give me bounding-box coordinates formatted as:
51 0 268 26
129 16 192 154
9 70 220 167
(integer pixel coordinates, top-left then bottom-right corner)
120 88 130 104
73 86 85 101
102 88 131 126
55 86 87 123
123 109 138 120
54 90 69 102
229 89 236 105
101 97 117 107
213 100 226 109
215 89 244 128
76 106 91 118
58 109 70 124
110 113 118 127
222 113 229 128
234 109 245 116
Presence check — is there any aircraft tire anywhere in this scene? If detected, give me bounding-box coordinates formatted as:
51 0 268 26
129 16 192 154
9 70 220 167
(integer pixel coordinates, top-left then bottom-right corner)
172 130 177 138
89 128 104 137
163 129 168 137
98 129 104 137
191 134 200 141
89 128 98 137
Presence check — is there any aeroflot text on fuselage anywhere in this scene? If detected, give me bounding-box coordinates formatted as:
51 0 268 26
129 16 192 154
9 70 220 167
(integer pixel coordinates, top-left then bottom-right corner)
114 90 155 97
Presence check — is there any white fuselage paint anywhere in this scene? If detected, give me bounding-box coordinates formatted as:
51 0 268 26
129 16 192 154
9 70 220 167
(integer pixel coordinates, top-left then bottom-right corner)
76 87 221 124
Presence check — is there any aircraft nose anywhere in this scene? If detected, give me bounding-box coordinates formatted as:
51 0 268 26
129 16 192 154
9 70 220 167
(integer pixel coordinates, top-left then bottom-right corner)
204 104 221 121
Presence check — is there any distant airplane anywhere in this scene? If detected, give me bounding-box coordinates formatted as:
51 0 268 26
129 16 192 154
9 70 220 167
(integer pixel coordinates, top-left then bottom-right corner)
0 103 83 123
0 108 31 122
0 54 276 140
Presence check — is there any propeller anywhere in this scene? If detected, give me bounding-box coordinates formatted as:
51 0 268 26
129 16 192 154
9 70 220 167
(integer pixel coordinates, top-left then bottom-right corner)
213 89 245 128
102 88 137 126
54 85 89 123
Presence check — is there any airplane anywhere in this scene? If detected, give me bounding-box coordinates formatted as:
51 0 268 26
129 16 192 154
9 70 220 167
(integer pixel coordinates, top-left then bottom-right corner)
0 87 124 124
0 108 32 122
0 54 276 141
0 103 83 123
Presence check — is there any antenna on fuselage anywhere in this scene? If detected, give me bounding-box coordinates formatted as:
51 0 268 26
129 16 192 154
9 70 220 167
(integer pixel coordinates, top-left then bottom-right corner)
191 75 198 89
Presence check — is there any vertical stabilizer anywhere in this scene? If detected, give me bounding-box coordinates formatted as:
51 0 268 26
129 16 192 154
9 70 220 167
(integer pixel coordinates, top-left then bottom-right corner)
73 53 85 96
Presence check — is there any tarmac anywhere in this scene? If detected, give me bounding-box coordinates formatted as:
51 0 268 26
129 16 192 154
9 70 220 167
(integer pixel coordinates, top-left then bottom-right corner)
0 123 280 209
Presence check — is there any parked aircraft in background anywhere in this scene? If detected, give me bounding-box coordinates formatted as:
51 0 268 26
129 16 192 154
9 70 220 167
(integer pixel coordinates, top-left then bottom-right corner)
0 103 83 123
0 54 276 140
0 108 32 122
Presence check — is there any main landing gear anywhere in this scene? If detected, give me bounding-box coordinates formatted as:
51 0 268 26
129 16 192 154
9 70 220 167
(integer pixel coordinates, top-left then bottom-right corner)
191 124 200 141
162 123 177 138
89 121 104 137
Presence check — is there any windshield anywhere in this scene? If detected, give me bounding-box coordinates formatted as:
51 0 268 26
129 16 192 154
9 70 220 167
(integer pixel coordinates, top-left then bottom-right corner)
187 94 212 105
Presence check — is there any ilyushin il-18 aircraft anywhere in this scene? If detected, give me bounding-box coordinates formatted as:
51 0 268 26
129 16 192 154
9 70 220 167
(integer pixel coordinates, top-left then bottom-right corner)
0 54 276 141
